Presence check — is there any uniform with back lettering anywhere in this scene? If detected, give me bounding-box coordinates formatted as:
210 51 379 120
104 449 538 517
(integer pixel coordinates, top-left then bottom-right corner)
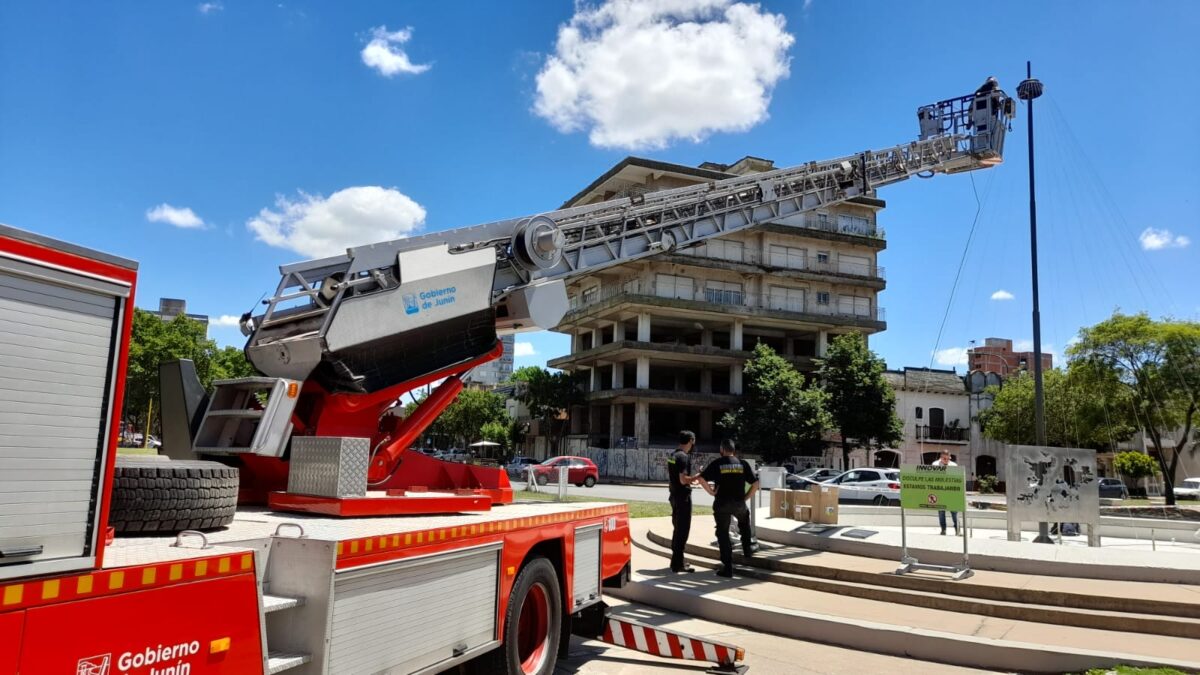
699 441 759 577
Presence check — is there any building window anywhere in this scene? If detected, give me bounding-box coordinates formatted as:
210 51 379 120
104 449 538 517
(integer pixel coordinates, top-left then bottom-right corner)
838 254 871 276
767 286 806 312
707 239 744 263
816 291 830 306
915 406 923 420
816 251 830 265
769 245 806 270
838 214 871 235
581 286 599 305
655 274 694 300
704 280 744 306
838 294 871 317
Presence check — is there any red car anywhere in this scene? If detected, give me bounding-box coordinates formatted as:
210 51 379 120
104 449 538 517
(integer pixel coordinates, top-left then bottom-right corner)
532 456 599 487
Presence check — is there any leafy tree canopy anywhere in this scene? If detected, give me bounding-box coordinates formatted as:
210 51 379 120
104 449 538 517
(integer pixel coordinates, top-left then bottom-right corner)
815 333 903 468
720 343 830 464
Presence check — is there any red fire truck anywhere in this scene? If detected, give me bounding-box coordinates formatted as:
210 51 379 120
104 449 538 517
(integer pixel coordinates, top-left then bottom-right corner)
0 80 1012 675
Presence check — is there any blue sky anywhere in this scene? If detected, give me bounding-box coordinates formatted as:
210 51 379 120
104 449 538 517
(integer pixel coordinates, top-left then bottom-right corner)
2 1 1196 373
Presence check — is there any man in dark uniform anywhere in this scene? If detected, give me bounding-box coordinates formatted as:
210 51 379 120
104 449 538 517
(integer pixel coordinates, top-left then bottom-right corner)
666 430 697 573
698 439 759 577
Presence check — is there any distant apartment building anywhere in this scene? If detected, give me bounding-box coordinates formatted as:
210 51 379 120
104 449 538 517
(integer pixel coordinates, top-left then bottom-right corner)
968 337 1052 377
149 297 209 335
465 335 515 388
548 156 887 452
884 367 1007 487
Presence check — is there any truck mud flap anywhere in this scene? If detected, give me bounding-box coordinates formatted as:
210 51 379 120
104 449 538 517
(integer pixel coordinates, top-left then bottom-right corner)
572 601 747 674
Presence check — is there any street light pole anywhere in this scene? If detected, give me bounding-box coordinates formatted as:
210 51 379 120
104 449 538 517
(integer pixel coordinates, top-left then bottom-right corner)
1017 61 1052 544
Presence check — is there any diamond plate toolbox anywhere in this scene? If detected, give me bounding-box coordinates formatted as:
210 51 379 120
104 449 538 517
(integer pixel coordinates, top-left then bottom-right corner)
287 436 371 498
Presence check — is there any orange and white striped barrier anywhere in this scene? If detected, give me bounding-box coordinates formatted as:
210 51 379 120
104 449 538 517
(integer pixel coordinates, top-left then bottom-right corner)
597 614 747 673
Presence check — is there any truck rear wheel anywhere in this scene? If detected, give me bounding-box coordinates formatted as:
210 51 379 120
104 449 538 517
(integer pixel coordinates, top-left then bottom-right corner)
109 458 239 534
481 556 561 675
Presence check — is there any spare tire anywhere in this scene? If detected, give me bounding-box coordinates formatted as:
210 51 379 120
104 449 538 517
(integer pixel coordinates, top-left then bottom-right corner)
110 458 239 534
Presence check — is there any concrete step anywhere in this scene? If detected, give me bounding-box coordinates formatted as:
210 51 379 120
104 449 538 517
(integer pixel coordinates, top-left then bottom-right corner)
643 529 1200 638
612 519 1200 673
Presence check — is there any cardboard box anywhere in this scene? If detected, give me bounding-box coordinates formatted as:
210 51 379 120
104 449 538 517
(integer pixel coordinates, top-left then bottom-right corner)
769 489 792 518
813 485 840 524
790 489 814 521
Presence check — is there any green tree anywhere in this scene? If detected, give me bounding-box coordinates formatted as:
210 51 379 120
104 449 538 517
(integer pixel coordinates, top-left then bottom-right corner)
440 388 508 448
511 366 585 454
479 420 511 452
124 309 219 439
1112 451 1158 485
978 366 1136 451
815 333 903 470
1070 313 1200 504
720 343 831 464
211 345 257 380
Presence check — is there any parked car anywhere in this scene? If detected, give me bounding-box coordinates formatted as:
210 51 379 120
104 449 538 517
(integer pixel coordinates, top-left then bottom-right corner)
824 468 902 505
1098 477 1129 499
505 456 539 477
531 456 599 487
1173 478 1200 500
795 467 840 482
784 473 823 490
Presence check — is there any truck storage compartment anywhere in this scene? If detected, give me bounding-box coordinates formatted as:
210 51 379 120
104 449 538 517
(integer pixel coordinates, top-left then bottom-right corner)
0 227 133 580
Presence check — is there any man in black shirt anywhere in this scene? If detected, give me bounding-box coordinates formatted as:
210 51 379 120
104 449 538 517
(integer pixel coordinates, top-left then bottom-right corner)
666 430 698 573
698 439 759 577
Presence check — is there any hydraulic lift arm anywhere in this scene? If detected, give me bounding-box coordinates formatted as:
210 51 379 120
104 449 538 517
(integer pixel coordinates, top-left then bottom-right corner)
192 79 1012 498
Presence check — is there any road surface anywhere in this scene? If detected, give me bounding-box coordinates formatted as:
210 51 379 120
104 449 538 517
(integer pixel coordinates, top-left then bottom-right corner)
513 480 717 507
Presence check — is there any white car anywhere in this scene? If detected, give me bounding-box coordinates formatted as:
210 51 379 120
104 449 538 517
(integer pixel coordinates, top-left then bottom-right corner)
1176 478 1200 500
824 468 902 505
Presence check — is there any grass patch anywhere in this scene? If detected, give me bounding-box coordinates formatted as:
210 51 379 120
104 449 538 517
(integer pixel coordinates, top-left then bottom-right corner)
515 489 712 519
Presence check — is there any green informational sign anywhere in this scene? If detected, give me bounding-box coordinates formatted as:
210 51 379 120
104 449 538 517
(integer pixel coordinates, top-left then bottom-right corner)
899 464 966 512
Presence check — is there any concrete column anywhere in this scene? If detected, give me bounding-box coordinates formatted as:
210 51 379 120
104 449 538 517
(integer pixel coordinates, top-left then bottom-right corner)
731 319 744 350
592 327 603 348
817 330 829 357
569 406 585 435
634 401 650 448
609 404 623 448
613 321 626 342
785 337 795 357
701 329 713 347
700 369 713 394
730 363 743 395
611 361 625 389
637 312 651 342
636 357 649 389
590 365 602 392
699 409 713 440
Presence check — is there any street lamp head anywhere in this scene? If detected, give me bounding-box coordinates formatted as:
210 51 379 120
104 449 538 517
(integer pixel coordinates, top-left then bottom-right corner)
1017 78 1043 101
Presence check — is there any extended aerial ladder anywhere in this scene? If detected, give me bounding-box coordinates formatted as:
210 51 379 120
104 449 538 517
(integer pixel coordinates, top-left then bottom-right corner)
169 79 1014 516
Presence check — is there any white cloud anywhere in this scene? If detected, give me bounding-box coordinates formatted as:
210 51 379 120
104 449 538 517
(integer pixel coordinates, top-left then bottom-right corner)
1139 227 1190 251
198 2 223 13
990 289 1014 301
934 347 969 367
514 341 537 358
533 0 794 150
1013 339 1033 352
210 315 241 327
146 203 206 229
247 186 426 258
361 26 431 77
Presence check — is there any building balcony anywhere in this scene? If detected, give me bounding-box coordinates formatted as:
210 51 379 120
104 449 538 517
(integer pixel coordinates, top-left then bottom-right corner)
670 247 885 285
565 280 885 329
547 339 815 370
915 425 969 443
582 387 739 408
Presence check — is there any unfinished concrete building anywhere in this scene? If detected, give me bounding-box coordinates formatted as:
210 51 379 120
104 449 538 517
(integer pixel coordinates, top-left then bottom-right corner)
549 156 887 451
